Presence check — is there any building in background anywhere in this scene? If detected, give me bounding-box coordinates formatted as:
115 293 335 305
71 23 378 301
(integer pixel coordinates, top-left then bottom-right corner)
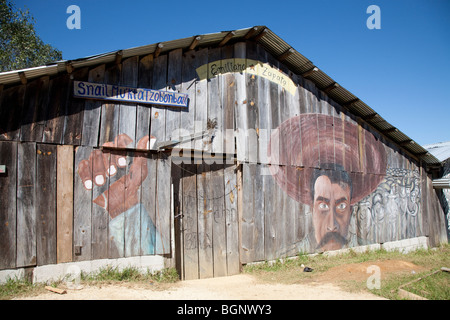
424 141 450 240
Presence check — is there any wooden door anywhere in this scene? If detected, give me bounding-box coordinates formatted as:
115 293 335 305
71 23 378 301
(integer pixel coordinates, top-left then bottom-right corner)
174 161 240 280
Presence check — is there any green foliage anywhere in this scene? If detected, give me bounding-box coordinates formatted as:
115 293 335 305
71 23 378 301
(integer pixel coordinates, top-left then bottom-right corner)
0 0 62 72
0 278 43 300
82 266 180 284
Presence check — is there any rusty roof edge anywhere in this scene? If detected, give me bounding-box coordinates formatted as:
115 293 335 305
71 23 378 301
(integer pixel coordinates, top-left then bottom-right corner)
0 26 440 166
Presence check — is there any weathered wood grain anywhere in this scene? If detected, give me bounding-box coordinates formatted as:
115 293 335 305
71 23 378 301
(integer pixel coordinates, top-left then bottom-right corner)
182 163 199 280
42 75 70 144
211 163 227 277
119 57 138 149
224 163 240 275
178 50 197 151
207 48 223 154
155 154 171 254
222 46 235 157
166 49 183 145
73 146 93 261
240 163 255 263
256 45 270 165
194 48 208 151
136 54 153 149
56 145 74 263
234 42 248 162
140 152 157 255
0 142 17 270
36 143 57 266
0 85 26 141
150 54 168 148
197 162 213 278
91 149 109 260
99 64 121 146
246 42 259 164
63 67 89 145
17 142 37 267
31 76 50 143
81 65 105 147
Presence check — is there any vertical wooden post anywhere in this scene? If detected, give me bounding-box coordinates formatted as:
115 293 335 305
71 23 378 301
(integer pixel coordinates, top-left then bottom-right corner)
17 142 37 267
36 143 57 266
57 145 74 263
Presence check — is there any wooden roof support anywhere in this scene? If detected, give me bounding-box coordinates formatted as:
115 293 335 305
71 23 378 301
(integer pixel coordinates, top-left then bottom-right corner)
189 36 201 50
301 66 318 78
154 43 164 58
383 127 399 134
18 71 27 85
244 26 259 40
400 139 414 146
278 48 295 62
65 61 74 74
343 98 359 108
114 50 123 65
323 82 339 94
218 31 236 47
363 112 378 121
253 28 268 42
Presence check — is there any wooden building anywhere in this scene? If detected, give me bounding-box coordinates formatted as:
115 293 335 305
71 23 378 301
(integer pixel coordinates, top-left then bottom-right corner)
0 26 448 281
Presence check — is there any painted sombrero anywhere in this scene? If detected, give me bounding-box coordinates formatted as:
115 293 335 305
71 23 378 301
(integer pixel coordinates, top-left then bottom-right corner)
268 113 387 206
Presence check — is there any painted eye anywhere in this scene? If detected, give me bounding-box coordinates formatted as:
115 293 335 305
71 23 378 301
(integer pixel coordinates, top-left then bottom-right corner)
318 203 329 210
337 202 347 210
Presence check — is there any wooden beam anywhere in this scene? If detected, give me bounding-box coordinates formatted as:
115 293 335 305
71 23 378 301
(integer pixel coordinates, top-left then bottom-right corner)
189 36 201 50
323 82 339 94
301 67 318 78
218 31 235 47
154 43 164 58
363 112 378 121
114 50 123 65
244 27 259 40
400 139 414 146
18 72 27 85
343 98 359 108
278 48 295 62
382 127 399 134
65 61 74 74
253 28 268 42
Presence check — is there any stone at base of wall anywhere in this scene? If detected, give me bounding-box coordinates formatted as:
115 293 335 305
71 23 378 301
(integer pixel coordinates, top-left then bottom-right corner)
246 236 430 267
0 255 165 285
323 236 429 257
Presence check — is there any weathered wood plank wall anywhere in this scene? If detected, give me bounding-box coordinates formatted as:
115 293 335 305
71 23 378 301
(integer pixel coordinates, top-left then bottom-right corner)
0 40 447 273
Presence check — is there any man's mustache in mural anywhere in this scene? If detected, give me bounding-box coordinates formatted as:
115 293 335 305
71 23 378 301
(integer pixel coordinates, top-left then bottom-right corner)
317 231 348 250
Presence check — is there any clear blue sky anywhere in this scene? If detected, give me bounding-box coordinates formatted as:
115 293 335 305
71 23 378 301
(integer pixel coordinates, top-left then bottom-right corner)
14 0 450 146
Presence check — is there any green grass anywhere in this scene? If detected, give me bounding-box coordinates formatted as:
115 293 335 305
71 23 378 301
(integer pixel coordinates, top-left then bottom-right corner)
243 244 450 300
83 266 179 283
402 270 449 300
0 278 45 300
2 245 448 300
0 266 179 300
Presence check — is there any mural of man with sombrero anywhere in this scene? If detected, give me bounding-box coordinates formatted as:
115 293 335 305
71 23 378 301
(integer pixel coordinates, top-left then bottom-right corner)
269 113 387 253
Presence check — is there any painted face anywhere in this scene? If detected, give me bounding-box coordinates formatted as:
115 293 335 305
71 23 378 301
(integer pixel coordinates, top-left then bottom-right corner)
312 175 352 251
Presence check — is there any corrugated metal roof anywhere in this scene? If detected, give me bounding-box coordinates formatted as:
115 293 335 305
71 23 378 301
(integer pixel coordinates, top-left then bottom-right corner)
424 141 450 162
0 25 440 167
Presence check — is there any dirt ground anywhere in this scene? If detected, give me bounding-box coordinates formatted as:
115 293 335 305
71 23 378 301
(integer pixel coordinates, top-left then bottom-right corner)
16 259 425 300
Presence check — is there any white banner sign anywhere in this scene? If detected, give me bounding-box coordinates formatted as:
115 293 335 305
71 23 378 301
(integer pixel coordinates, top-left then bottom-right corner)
74 81 189 108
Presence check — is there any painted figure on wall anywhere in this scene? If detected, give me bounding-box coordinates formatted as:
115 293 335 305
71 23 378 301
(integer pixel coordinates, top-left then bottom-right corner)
268 113 387 253
77 134 165 256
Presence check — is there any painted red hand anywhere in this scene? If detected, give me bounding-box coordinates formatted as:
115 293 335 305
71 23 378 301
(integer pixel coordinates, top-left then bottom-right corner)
77 134 150 219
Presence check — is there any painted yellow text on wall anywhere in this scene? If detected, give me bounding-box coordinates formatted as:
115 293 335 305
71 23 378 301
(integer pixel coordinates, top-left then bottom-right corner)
196 58 297 96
